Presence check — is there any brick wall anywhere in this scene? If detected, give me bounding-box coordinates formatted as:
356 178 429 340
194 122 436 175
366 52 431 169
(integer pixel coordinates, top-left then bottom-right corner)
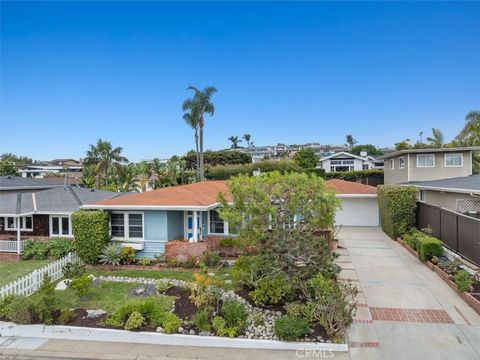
165 241 208 262
0 253 21 262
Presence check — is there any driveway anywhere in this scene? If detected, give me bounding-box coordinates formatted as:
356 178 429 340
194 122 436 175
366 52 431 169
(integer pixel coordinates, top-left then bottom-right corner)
338 226 480 360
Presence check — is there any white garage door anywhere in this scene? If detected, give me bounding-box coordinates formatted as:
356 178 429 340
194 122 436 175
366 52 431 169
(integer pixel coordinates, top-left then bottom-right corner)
335 196 379 226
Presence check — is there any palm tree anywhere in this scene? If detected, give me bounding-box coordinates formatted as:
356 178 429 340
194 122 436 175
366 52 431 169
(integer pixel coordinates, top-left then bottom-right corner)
456 110 480 146
116 164 137 192
183 106 200 181
228 136 242 149
80 164 96 189
243 133 252 147
426 128 444 148
135 161 151 193
345 134 358 149
182 86 217 181
395 139 412 151
84 139 128 187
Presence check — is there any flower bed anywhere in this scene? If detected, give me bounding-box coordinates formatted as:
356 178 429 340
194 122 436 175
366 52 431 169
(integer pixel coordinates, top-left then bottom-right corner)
398 235 480 315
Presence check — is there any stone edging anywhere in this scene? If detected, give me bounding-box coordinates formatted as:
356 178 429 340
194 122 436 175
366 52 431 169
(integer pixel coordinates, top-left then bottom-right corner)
0 322 348 352
397 240 480 315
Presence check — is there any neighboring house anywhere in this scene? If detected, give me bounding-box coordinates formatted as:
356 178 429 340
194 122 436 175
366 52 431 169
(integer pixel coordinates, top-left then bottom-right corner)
409 175 480 218
83 179 379 259
317 151 383 173
326 179 379 226
0 185 124 240
382 147 479 185
17 159 83 179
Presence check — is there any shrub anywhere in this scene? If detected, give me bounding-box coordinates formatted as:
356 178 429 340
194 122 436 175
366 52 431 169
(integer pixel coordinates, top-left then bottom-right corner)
377 185 417 239
191 309 212 332
48 238 75 258
402 233 419 251
249 275 293 306
98 242 124 265
156 280 172 294
205 160 305 180
58 309 78 325
274 315 310 341
5 296 35 324
202 251 221 267
455 270 473 293
22 240 50 260
124 311 145 331
284 302 315 324
231 255 274 289
325 169 383 181
0 295 15 318
121 247 137 265
162 312 181 334
139 258 153 266
72 210 110 264
105 299 171 330
34 274 61 325
70 273 92 298
211 316 236 337
301 274 357 337
62 261 86 279
417 235 443 262
220 300 248 330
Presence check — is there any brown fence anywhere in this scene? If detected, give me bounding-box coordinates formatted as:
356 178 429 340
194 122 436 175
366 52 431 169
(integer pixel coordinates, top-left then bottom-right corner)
417 202 480 266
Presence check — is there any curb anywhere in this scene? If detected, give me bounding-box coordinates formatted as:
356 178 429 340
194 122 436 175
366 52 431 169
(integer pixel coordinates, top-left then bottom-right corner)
0 322 349 352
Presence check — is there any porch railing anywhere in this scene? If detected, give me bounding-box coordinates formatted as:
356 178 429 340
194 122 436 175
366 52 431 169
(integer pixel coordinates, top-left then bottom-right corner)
0 240 26 253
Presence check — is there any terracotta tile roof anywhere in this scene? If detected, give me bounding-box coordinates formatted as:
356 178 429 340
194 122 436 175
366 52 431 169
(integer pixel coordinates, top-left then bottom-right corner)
93 180 231 207
326 179 377 195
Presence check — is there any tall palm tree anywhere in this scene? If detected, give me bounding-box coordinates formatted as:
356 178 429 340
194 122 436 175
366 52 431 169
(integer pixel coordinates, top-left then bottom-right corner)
182 86 217 181
80 164 96 189
183 106 200 181
84 139 128 187
456 110 480 146
228 136 242 149
243 133 251 147
426 128 444 148
135 161 151 193
116 164 137 192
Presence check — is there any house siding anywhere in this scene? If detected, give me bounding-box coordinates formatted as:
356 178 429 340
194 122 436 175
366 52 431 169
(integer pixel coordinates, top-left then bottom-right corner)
0 214 49 238
167 211 184 241
137 210 168 259
410 151 471 182
422 190 478 213
384 156 409 184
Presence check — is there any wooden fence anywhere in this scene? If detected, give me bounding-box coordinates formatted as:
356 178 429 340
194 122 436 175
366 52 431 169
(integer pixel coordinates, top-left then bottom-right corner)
417 202 480 266
0 252 79 298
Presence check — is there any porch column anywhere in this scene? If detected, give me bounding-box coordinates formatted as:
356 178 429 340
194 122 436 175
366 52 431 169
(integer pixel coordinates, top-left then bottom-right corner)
192 210 198 243
16 215 21 254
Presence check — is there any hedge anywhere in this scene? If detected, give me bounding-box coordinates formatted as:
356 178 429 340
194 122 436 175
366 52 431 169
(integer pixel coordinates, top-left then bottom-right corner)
183 150 252 169
71 210 110 264
325 169 384 181
377 185 417 239
416 233 443 262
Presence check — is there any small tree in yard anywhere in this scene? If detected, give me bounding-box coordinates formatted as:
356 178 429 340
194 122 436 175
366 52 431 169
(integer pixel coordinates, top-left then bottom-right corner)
293 148 319 170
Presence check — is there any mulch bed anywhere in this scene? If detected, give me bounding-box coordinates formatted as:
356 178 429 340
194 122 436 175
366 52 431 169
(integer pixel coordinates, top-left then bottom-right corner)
165 286 198 320
66 309 108 328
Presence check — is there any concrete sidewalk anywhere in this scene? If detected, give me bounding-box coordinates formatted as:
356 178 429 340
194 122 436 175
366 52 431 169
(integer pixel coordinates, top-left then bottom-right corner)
338 226 480 360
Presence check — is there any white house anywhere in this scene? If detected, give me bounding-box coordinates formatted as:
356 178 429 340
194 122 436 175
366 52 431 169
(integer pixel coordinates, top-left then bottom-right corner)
317 151 383 173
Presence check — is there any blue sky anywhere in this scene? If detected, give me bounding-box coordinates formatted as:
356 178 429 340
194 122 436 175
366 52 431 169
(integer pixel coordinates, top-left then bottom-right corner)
1 1 479 161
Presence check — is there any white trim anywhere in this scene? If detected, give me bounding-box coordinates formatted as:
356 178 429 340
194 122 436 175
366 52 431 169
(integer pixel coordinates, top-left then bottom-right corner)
319 151 368 162
4 216 34 232
82 204 221 211
399 157 405 169
208 209 228 235
336 194 378 198
407 153 411 182
444 153 463 168
416 154 435 168
111 211 144 242
32 193 37 212
49 214 73 238
419 190 426 202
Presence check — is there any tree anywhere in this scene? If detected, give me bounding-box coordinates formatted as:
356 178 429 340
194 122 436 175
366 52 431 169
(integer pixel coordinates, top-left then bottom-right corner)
228 136 242 149
80 164 96 189
183 150 251 168
115 164 137 192
394 139 413 151
454 110 480 173
0 160 19 176
182 86 217 181
218 171 340 246
345 134 358 149
183 106 200 181
350 144 383 157
293 148 319 169
84 139 128 187
243 134 252 148
426 128 444 148
135 161 151 192
0 153 33 165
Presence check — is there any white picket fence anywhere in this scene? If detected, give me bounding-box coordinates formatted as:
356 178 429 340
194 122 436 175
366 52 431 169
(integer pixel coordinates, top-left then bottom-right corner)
0 240 26 253
0 252 79 298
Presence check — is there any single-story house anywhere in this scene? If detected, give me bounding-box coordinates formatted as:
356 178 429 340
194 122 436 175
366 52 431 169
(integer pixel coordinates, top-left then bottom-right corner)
83 179 379 258
317 152 383 173
0 185 124 240
409 175 480 218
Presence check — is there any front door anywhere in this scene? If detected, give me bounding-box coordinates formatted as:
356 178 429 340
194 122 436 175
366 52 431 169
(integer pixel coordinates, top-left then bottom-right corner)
185 211 202 241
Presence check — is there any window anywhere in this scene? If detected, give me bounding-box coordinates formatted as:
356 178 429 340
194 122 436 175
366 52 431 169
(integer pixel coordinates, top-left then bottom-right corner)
342 160 354 165
419 190 426 202
111 212 143 240
445 153 463 167
417 154 434 167
362 164 369 170
5 216 33 231
399 157 405 169
50 216 72 237
330 160 342 165
209 210 225 234
390 159 394 169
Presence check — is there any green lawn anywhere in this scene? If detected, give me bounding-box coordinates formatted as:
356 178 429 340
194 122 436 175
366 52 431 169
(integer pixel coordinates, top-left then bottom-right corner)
0 260 52 287
56 281 175 314
88 267 236 290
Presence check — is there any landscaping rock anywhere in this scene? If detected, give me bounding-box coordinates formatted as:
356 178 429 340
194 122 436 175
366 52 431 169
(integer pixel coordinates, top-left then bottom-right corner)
189 329 196 335
55 280 69 291
86 309 107 319
156 327 164 333
199 331 210 336
128 284 156 298
91 278 104 287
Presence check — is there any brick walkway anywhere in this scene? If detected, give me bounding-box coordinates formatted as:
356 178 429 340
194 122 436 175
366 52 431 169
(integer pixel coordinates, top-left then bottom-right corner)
338 227 480 360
